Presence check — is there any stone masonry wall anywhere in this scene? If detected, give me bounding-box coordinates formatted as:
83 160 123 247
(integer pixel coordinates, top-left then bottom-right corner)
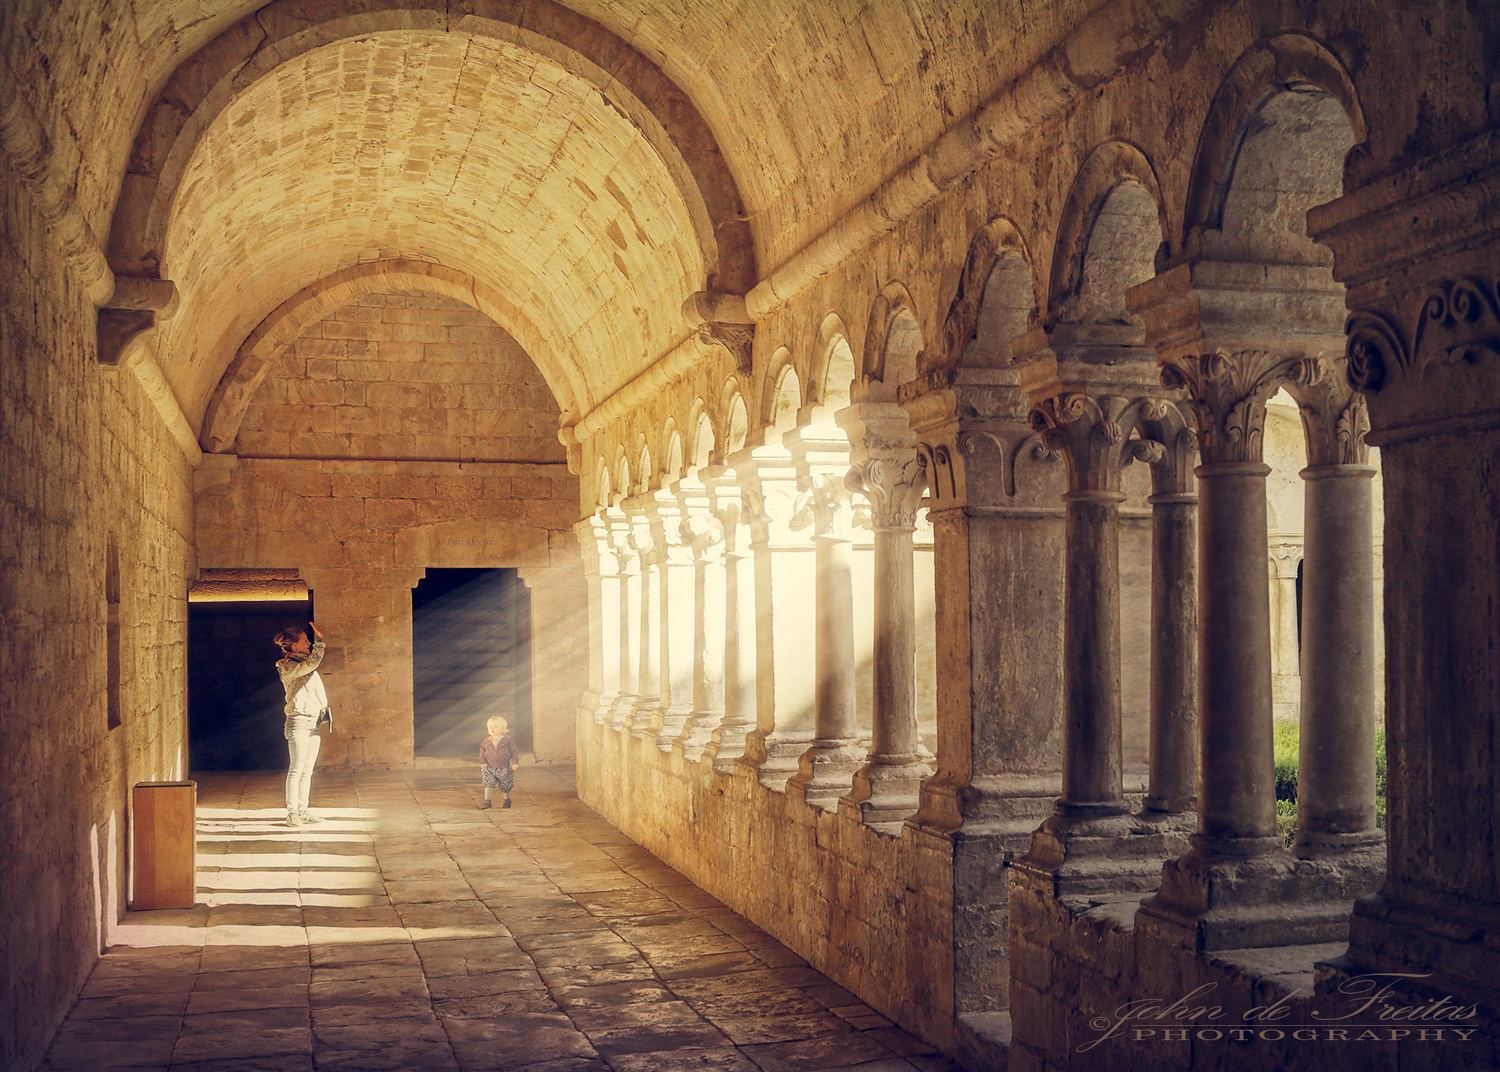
195 457 582 769
0 176 195 1072
576 721 961 1054
234 292 565 463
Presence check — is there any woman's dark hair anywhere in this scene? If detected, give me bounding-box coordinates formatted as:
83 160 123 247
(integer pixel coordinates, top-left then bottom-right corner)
273 627 307 653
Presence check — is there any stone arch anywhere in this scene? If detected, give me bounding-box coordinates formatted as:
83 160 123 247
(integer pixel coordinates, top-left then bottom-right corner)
932 216 1039 373
662 421 685 485
199 259 582 453
613 452 631 508
722 383 750 456
108 0 754 297
808 314 856 415
1183 32 1368 262
764 349 802 438
635 438 653 496
688 401 716 470
1048 141 1169 327
862 283 924 402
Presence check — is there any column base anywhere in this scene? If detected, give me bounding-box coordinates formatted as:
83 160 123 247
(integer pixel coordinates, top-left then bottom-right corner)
1339 881 1500 1008
910 772 1062 837
748 733 815 790
673 710 721 763
1138 835 1368 951
786 738 864 810
606 694 637 732
840 755 934 826
623 699 661 740
1293 827 1385 899
1017 809 1188 899
702 721 752 772
648 707 694 753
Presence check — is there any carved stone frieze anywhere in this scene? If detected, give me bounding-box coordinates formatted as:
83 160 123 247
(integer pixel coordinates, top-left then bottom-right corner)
1160 349 1321 464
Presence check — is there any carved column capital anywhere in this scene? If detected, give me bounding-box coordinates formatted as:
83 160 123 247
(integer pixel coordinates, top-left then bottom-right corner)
846 453 926 531
1027 392 1198 496
1160 349 1322 464
1284 356 1371 466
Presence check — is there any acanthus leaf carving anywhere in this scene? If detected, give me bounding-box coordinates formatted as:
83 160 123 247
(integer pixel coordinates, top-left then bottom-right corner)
1161 349 1321 464
847 452 927 530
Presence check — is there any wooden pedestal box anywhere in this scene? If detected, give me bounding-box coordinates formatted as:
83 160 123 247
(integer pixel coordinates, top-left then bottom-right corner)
131 781 197 910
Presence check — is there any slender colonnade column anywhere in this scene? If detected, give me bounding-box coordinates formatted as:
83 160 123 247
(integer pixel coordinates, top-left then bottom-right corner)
840 401 931 824
704 495 756 771
1285 367 1382 863
676 495 725 762
788 468 863 809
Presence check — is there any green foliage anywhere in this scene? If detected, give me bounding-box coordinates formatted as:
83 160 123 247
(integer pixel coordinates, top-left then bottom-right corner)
1268 722 1388 848
1273 720 1300 802
1276 798 1298 847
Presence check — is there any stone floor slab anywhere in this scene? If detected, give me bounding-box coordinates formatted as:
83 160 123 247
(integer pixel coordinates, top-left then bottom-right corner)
41 767 954 1072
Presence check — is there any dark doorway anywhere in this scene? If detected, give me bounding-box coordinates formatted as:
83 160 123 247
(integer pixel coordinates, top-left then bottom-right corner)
189 598 315 770
413 568 533 757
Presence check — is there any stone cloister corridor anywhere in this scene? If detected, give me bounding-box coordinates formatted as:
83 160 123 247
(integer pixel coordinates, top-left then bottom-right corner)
47 768 954 1072
3 1 1499 1071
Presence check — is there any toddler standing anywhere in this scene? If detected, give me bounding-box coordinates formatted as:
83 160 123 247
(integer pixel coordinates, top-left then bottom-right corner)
480 715 519 810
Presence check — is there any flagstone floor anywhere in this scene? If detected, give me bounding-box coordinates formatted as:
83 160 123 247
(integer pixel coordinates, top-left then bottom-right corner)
43 766 960 1072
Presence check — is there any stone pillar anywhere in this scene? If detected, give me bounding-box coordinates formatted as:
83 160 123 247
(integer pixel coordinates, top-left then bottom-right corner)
674 484 725 762
516 562 588 763
1283 364 1383 875
650 493 697 752
1301 133 1500 1012
623 504 664 739
787 458 864 810
704 487 756 771
299 566 426 769
609 515 641 732
737 450 818 789
1142 417 1199 818
839 402 932 825
904 369 1069 1012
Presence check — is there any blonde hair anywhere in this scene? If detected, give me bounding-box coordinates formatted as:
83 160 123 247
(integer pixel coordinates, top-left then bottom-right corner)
487 716 508 735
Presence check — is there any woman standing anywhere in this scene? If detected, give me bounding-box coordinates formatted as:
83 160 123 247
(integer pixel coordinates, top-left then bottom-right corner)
274 622 329 827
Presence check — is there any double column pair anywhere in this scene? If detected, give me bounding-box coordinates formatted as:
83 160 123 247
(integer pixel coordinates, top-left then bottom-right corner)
1017 326 1198 893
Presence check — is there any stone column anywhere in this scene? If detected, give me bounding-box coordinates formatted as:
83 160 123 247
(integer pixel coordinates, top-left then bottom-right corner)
1141 413 1199 818
704 488 756 771
787 461 864 809
737 450 818 789
839 402 932 825
608 516 639 732
299 566 426 769
626 505 662 737
674 485 725 762
1284 365 1382 871
649 493 697 752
